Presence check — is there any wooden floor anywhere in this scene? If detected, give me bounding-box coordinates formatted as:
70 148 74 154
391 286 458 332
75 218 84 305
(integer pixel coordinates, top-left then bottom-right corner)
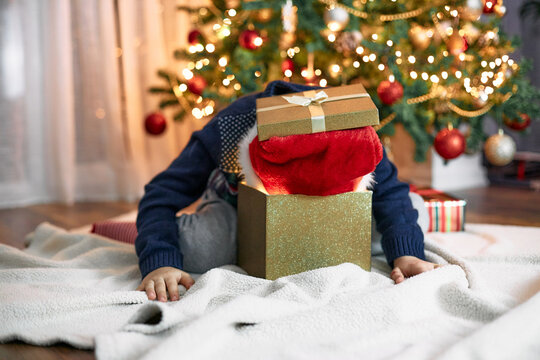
0 186 539 359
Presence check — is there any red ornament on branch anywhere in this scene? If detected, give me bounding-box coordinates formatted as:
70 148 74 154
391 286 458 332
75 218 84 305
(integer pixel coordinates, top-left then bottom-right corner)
281 58 294 73
187 75 207 96
504 113 531 131
188 29 202 44
434 128 466 160
377 80 403 105
144 112 167 136
239 29 263 50
483 0 497 14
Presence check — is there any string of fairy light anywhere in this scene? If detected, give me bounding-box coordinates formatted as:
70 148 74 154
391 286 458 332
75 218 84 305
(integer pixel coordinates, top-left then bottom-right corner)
169 0 516 123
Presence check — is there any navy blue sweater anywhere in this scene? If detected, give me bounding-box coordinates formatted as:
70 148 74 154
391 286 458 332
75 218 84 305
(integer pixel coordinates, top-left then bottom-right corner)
135 81 425 278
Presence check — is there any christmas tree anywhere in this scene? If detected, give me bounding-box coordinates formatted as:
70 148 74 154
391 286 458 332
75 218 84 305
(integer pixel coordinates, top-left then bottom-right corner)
148 0 540 164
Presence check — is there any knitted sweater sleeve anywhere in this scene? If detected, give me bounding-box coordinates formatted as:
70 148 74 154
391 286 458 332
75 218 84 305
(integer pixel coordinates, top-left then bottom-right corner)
372 149 426 267
135 121 220 278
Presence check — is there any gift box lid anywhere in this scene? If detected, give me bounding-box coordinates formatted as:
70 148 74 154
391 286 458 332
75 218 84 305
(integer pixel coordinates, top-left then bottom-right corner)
415 188 467 207
256 83 379 141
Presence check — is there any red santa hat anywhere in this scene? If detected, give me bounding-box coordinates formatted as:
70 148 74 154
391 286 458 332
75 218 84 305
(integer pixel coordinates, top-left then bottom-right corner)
238 124 383 196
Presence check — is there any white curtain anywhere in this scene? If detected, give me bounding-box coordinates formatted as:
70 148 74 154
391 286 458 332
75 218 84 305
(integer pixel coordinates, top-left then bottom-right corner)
0 0 205 208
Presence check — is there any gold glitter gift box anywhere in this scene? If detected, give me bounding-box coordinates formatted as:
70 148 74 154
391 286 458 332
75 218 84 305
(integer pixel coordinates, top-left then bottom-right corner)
237 183 372 280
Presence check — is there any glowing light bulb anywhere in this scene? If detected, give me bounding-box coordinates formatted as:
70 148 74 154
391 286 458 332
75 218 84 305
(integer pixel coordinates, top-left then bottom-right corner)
328 34 336 42
331 64 341 73
369 54 376 61
284 69 292 77
179 84 187 92
183 69 194 80
356 46 364 55
233 83 241 91
421 72 429 80
395 51 402 57
408 55 416 64
389 75 395 82
205 44 215 53
228 9 236 17
319 79 327 87
428 56 434 63
378 64 385 71
253 37 263 47
222 78 230 86
455 70 462 78
410 71 418 79
362 55 369 62
441 71 448 79
386 40 393 46
353 61 360 68
481 61 488 67
372 34 378 41
430 75 439 83
218 57 228 67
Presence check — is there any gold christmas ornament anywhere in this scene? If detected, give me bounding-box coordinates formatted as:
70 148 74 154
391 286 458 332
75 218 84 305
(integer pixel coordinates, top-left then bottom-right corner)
494 4 506 17
446 33 467 56
253 8 273 22
462 22 481 43
409 24 431 50
484 130 516 166
324 7 349 32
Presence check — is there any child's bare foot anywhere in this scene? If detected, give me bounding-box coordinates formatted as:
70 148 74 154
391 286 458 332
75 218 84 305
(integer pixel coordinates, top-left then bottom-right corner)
391 256 440 284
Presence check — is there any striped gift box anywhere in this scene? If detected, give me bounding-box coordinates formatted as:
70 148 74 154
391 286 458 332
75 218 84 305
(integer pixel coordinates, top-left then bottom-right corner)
415 189 466 232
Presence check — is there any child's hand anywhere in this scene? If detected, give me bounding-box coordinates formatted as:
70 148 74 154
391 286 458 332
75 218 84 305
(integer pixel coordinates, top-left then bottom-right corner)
391 256 441 284
136 266 195 302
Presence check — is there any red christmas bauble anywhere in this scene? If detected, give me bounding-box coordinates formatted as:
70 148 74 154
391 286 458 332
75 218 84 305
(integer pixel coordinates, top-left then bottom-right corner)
187 75 207 95
377 80 404 105
239 29 262 50
434 128 466 160
144 113 167 135
188 30 202 45
483 0 497 13
504 113 531 131
281 58 294 73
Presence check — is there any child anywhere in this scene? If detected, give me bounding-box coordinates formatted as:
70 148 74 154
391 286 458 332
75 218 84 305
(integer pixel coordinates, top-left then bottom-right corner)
135 81 438 302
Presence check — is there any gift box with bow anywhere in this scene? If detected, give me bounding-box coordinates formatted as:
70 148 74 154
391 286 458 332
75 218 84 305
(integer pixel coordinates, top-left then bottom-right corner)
237 84 381 279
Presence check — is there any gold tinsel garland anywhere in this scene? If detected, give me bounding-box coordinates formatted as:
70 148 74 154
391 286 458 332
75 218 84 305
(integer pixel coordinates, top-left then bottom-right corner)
319 0 445 22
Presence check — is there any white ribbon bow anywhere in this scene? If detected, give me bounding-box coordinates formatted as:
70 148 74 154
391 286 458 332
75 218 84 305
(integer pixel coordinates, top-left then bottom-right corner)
282 91 329 107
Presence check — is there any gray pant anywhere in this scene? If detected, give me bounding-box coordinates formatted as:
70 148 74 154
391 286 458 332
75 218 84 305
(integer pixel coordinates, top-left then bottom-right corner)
177 190 428 273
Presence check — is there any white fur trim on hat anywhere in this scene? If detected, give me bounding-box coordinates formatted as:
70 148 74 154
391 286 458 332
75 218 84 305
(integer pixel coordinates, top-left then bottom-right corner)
238 125 266 192
355 172 376 192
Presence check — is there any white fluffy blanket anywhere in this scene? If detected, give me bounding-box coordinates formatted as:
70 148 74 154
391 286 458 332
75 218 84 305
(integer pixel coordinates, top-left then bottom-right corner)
1 222 540 360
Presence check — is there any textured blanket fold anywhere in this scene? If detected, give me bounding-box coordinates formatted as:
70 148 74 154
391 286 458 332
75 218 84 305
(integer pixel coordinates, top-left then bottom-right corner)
1 222 540 359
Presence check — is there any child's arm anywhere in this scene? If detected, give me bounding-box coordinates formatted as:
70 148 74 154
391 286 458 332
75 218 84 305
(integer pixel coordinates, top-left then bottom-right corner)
372 149 438 283
135 121 221 299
